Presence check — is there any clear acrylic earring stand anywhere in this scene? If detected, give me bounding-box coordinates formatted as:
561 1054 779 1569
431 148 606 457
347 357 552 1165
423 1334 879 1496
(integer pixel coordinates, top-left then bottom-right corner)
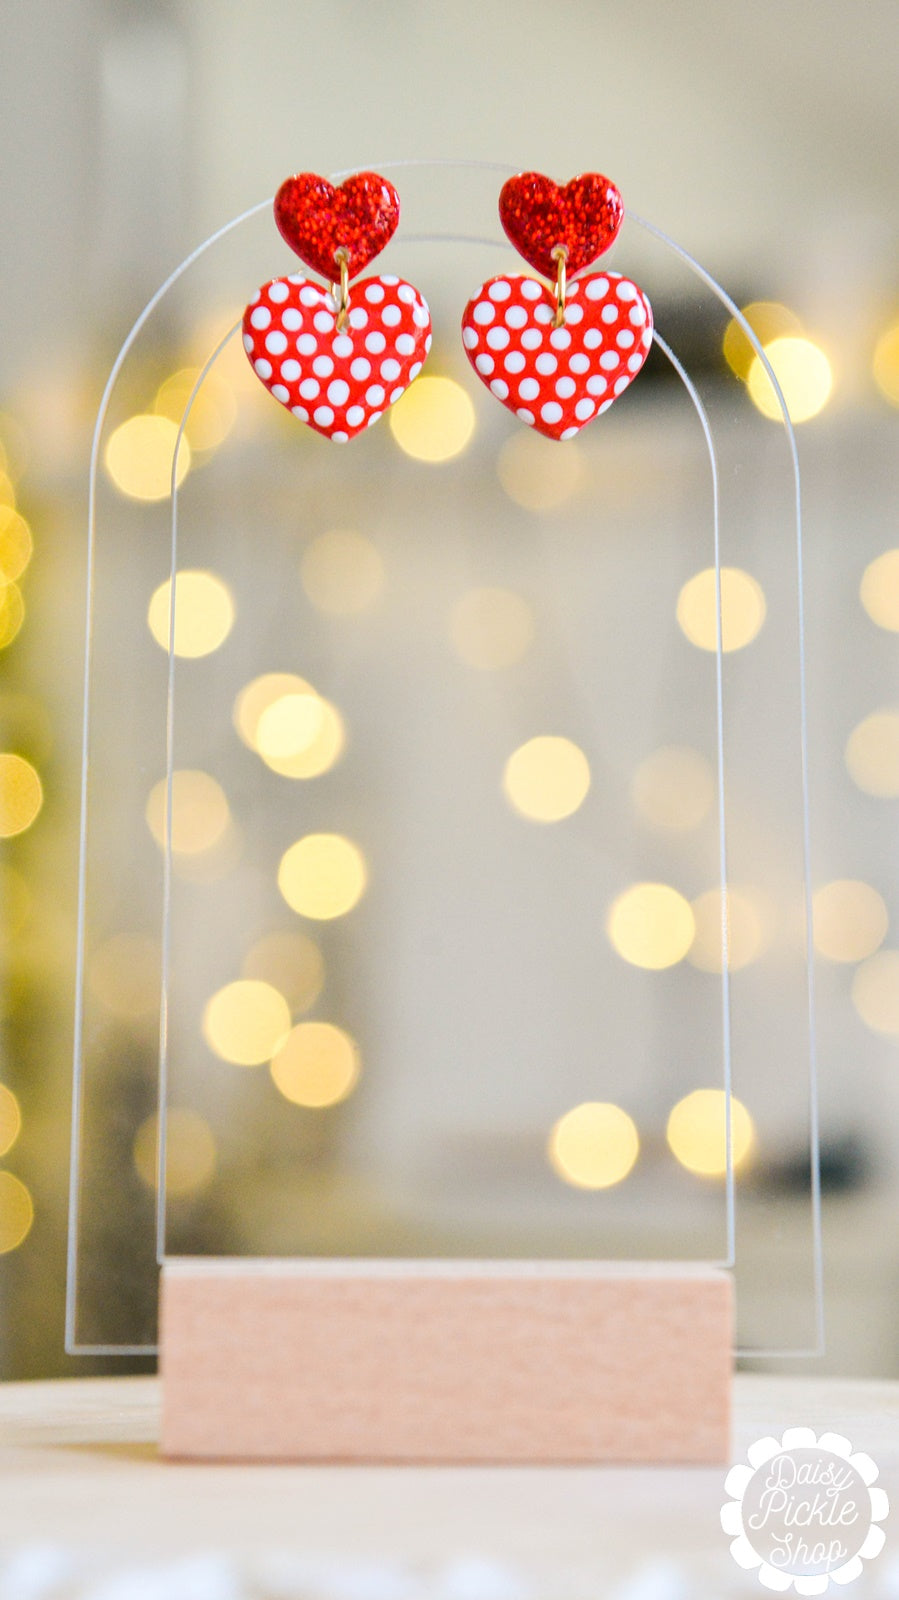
66 160 822 1456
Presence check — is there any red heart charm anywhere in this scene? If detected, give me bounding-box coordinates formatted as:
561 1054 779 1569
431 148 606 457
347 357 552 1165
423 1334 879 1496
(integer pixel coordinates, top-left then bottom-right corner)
499 172 624 279
274 171 400 281
243 273 432 441
461 272 653 441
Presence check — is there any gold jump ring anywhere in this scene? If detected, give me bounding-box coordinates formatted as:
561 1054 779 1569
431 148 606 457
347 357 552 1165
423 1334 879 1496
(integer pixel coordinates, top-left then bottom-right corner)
334 247 351 331
551 245 568 329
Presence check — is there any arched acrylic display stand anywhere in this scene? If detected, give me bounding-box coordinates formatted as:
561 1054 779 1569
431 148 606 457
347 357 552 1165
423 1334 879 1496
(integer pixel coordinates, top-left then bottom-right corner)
67 161 822 1463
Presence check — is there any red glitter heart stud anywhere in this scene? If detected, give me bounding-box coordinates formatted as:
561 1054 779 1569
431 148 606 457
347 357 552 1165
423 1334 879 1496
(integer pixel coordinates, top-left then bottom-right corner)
499 172 624 280
274 171 400 281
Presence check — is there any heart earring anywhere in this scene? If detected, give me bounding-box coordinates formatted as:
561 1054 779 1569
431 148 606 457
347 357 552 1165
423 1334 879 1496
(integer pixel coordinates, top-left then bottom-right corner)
242 171 432 442
461 171 653 441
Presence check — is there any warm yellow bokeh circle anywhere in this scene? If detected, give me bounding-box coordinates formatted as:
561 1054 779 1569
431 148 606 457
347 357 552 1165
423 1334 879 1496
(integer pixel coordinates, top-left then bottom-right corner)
389 377 475 462
0 1171 34 1253
242 930 325 1015
631 745 716 832
666 1089 756 1177
548 1102 640 1190
860 549 899 631
676 567 766 653
502 736 590 823
607 882 695 970
845 710 899 797
270 1022 360 1108
147 570 235 658
202 979 291 1065
0 753 43 837
851 951 899 1037
145 769 231 855
0 1085 22 1159
105 414 191 500
133 1108 217 1197
813 880 888 964
746 337 833 423
277 833 367 920
722 302 802 381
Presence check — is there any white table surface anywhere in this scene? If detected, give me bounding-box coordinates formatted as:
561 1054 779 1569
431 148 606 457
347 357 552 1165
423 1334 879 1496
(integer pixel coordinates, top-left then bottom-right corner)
0 1376 896 1598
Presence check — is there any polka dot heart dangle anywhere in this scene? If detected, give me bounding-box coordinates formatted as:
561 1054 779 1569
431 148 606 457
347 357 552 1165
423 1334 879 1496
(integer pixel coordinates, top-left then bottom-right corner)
461 171 653 441
243 171 432 442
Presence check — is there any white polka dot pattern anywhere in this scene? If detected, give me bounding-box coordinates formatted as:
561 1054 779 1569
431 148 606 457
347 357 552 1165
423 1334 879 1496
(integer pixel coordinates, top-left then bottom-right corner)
461 272 653 440
243 274 432 441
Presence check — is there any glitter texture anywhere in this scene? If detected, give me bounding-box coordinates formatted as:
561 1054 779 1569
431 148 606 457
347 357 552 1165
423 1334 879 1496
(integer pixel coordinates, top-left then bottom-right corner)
499 172 624 279
274 171 400 281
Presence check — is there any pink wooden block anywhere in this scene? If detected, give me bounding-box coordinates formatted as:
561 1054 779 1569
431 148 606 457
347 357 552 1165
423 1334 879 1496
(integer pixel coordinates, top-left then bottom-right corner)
160 1258 733 1464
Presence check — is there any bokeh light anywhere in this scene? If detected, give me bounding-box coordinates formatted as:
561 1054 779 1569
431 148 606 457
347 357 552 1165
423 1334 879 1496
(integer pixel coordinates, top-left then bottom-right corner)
242 930 325 1014
0 473 13 507
234 673 312 748
147 570 235 658
89 933 160 1020
0 1172 33 1253
845 709 899 796
723 301 802 381
301 530 384 615
0 508 32 583
145 769 231 855
813 880 888 964
0 753 43 837
688 887 764 973
676 566 767 653
133 1108 217 1197
0 1086 22 1159
872 321 899 407
631 745 716 831
449 587 535 671
262 709 345 779
154 368 237 453
548 1102 639 1189
607 882 695 970
666 1089 756 1177
502 735 590 822
860 549 899 631
202 979 292 1065
0 583 24 649
257 692 324 758
389 376 475 462
497 431 584 511
270 1022 360 1108
256 693 345 779
278 833 367 920
746 337 833 423
105 414 191 500
851 951 899 1037
232 672 344 778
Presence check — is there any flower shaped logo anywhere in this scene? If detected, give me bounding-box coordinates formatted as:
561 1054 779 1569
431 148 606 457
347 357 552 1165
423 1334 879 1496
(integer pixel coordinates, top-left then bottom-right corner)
721 1427 889 1592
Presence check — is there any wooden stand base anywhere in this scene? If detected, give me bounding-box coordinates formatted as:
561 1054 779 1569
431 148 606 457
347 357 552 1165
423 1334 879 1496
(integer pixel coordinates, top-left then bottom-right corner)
160 1258 733 1464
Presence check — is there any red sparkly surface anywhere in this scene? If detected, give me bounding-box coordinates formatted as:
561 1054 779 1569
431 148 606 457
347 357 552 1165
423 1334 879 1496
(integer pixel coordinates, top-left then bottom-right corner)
243 272 432 442
461 270 652 442
274 171 400 281
499 172 624 279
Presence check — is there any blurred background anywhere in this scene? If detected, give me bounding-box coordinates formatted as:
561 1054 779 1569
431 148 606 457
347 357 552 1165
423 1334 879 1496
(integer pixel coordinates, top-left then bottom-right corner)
0 0 897 1381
